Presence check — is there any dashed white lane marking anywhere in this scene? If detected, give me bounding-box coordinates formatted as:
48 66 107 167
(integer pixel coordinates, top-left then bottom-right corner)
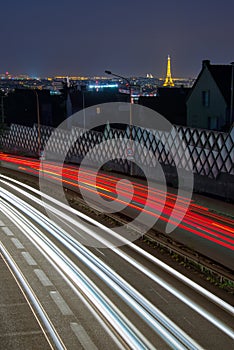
34 269 53 287
50 291 73 316
1 227 14 236
152 288 169 304
21 252 37 266
183 317 194 327
2 330 44 337
95 248 105 256
70 322 98 350
11 238 24 249
0 220 5 226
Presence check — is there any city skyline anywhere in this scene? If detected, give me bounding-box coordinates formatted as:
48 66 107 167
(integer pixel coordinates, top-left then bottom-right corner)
1 0 234 78
0 70 194 80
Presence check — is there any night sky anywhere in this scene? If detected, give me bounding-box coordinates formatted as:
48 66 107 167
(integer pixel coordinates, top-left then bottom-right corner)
1 0 234 78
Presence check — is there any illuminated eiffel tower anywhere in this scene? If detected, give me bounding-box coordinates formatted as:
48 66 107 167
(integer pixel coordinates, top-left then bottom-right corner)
163 55 174 87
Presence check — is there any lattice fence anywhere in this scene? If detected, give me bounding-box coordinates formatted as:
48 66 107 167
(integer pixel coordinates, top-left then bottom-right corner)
1 122 233 179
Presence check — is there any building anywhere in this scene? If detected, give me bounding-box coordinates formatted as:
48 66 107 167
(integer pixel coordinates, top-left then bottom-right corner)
63 83 130 130
138 86 191 126
4 89 65 127
186 60 234 131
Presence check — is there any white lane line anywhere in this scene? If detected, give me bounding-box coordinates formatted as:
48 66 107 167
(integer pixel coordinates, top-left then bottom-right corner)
183 317 194 328
50 291 73 316
3 330 44 337
11 238 24 249
95 248 105 256
1 227 14 236
152 288 169 304
34 269 53 287
21 252 37 266
0 219 5 226
70 322 98 350
52 213 87 240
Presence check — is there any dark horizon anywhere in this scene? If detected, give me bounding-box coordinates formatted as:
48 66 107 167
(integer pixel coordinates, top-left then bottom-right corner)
1 0 234 78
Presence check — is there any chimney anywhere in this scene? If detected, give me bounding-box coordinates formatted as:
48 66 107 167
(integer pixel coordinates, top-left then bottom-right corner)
202 60 210 68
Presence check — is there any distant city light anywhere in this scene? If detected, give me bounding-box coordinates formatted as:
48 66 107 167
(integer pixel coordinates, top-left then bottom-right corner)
88 83 118 89
50 90 61 95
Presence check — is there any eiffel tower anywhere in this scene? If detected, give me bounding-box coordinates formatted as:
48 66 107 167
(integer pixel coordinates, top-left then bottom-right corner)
163 55 174 87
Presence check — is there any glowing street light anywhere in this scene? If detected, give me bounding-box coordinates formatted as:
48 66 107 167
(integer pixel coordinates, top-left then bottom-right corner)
33 90 41 157
230 62 234 128
105 70 134 175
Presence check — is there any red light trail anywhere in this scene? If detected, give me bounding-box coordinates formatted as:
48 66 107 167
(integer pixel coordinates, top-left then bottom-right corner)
1 152 234 251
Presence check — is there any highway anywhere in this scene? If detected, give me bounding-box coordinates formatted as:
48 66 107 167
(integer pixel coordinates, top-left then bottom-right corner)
1 152 234 269
0 174 233 349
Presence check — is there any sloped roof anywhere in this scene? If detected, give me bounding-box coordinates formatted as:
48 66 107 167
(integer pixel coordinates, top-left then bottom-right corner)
208 64 233 105
188 61 234 106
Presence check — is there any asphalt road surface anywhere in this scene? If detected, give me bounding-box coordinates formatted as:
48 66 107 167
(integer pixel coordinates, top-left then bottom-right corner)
0 175 233 349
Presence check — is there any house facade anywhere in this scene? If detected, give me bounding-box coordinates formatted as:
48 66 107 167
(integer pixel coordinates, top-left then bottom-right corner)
187 60 234 131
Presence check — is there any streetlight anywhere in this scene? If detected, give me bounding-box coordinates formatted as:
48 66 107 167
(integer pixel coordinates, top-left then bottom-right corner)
230 62 234 128
81 85 86 129
105 70 134 175
0 91 6 125
105 70 132 104
33 90 41 157
0 92 6 146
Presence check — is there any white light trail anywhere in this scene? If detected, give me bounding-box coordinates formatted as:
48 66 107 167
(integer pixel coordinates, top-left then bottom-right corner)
1 175 233 343
1 190 201 350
